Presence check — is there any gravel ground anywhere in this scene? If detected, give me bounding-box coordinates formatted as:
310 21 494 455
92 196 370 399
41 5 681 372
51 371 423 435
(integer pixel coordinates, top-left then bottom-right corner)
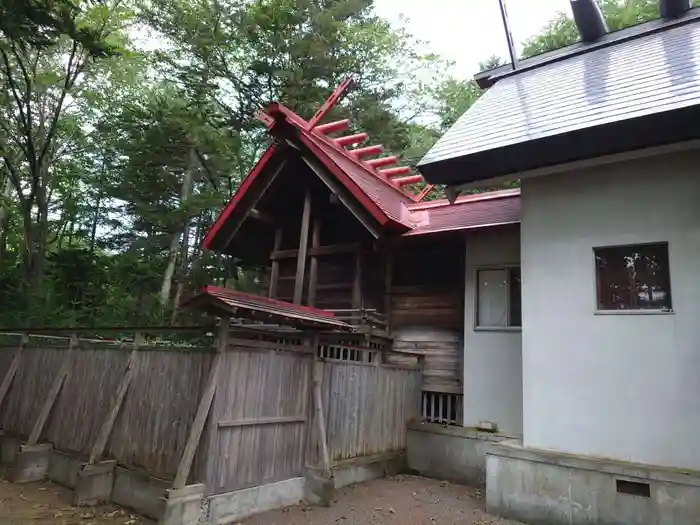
0 469 152 525
241 475 524 525
0 469 523 525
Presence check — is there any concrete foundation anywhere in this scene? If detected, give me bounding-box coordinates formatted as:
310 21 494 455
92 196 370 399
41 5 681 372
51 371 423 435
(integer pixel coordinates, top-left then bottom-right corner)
207 478 305 525
112 466 171 520
305 469 335 506
407 421 513 485
13 443 53 483
486 440 700 525
74 461 117 506
161 484 205 525
333 451 406 489
48 449 83 488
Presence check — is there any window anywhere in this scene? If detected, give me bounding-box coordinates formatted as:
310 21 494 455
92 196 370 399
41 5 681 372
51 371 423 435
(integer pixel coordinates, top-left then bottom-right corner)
594 243 672 311
476 267 521 328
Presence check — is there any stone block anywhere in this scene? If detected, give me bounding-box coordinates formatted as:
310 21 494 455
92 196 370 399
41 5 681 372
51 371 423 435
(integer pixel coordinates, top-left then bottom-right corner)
160 484 205 525
48 449 83 488
73 461 116 506
305 469 335 506
112 466 170 520
13 443 52 483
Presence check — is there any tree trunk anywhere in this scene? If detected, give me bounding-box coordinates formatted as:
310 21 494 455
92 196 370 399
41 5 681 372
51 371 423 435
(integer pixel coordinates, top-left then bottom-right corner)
0 176 13 263
159 148 195 309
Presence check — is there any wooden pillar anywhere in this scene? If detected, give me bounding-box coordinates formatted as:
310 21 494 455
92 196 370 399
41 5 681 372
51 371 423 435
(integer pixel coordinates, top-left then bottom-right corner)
351 250 362 311
293 190 312 304
0 333 28 411
88 332 143 464
269 229 282 299
384 249 393 333
172 316 229 489
27 333 78 446
307 220 321 307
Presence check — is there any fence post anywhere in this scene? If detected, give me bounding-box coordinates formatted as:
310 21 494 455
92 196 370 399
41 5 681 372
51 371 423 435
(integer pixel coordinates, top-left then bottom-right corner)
312 344 331 477
0 333 28 413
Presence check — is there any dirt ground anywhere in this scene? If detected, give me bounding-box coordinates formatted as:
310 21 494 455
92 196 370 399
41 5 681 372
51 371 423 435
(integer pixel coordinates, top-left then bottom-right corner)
242 475 523 525
0 469 152 525
0 470 522 525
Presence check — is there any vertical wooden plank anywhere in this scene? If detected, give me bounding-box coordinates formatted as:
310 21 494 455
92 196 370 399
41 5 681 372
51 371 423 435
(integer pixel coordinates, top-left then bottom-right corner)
352 250 362 311
173 317 229 489
0 334 27 411
27 333 77 445
269 229 283 298
293 190 312 304
88 332 144 464
307 220 321 307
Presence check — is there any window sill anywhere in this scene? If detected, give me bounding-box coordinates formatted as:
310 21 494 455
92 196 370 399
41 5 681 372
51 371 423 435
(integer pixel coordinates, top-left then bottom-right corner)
474 326 522 332
594 309 675 316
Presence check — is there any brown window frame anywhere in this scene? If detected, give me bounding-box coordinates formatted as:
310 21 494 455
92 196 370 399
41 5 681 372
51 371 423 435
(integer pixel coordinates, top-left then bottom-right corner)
594 242 672 312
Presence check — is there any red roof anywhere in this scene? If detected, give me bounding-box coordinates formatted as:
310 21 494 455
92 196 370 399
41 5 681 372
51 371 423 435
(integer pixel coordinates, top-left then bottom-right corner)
203 95 521 251
181 286 352 330
404 189 521 236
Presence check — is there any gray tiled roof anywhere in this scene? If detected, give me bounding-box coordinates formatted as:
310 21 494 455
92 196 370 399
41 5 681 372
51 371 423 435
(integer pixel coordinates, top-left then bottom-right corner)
419 17 700 169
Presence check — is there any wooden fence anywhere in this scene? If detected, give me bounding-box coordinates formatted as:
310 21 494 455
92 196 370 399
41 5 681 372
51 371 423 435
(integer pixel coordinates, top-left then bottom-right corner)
0 324 421 498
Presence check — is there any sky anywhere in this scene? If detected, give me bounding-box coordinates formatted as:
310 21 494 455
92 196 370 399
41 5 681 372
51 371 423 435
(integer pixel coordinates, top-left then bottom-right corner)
374 0 573 79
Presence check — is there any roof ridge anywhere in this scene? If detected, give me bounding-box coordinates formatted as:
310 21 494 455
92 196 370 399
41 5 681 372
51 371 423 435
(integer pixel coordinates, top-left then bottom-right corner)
264 99 432 203
408 188 520 211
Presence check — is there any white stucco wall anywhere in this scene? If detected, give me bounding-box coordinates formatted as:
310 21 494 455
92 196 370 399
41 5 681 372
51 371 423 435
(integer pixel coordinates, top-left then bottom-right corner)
463 226 522 435
520 149 700 469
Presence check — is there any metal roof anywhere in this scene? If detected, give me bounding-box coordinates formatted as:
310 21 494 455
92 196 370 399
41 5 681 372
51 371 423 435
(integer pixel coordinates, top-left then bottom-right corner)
419 14 700 185
405 189 520 236
181 286 353 330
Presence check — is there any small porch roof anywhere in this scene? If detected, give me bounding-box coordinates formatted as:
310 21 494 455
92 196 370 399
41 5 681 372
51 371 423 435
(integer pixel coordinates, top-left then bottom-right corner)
181 286 353 331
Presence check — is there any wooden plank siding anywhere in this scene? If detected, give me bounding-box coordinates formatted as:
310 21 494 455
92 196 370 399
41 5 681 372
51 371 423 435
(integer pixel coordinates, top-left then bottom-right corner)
318 361 421 464
203 340 311 495
389 238 465 395
0 326 421 495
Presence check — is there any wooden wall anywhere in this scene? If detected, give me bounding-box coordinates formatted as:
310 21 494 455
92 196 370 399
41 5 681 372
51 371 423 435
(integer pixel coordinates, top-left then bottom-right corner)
0 336 213 480
0 328 420 497
389 236 465 394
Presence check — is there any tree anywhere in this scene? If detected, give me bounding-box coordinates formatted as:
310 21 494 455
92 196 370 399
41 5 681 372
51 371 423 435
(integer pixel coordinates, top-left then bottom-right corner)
0 0 132 295
522 0 700 58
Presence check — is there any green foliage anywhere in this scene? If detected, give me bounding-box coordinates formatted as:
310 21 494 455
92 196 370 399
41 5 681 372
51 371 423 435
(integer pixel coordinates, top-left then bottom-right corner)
522 0 700 58
6 0 674 327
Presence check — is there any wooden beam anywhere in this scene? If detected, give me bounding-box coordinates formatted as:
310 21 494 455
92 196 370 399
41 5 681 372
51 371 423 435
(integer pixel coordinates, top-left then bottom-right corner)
221 159 287 250
293 190 312 304
269 229 283 298
0 334 27 411
250 208 273 224
271 242 361 260
301 155 381 239
88 332 143 464
352 251 362 311
307 220 321 307
217 415 305 428
172 317 229 489
27 333 78 446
